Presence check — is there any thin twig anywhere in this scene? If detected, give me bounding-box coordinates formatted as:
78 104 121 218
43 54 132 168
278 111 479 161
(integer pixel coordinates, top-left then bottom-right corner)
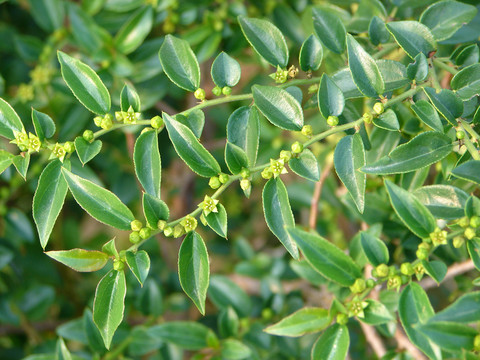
420 259 475 290
360 322 387 358
309 160 333 229
394 327 428 360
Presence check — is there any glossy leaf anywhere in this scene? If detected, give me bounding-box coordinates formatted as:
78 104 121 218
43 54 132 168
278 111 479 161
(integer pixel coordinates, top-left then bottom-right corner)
334 134 366 213
262 178 298 259
46 248 109 272
414 185 468 219
93 270 126 349
468 238 480 271
265 307 330 337
451 63 480 100
120 84 141 112
362 299 395 325
253 85 304 131
424 87 463 125
385 180 436 239
57 51 111 115
142 193 169 229
134 130 161 199
206 203 227 238
158 35 200 92
386 21 437 59
114 6 153 54
237 16 288 68
430 292 480 323
407 53 429 82
75 137 102 166
208 275 252 317
318 74 344 118
32 109 55 141
369 16 389 46
150 321 211 350
62 168 135 230
13 153 29 180
221 339 251 360
299 34 323 72
163 113 221 177
451 160 480 185
211 52 241 88
373 109 399 131
0 97 24 139
55 337 72 360
411 99 443 132
176 109 205 138
417 321 476 352
360 232 389 266
33 160 69 249
346 34 384 97
178 231 209 315
312 8 346 54
0 150 13 174
361 132 452 175
311 324 349 360
126 250 150 286
287 227 361 286
288 149 320 182
28 0 64 32
226 106 259 168
422 260 447 284
225 142 249 175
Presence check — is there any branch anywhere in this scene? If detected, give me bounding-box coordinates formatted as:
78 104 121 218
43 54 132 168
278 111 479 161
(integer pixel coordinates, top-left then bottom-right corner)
309 160 333 229
394 327 428 360
360 322 387 358
420 259 475 290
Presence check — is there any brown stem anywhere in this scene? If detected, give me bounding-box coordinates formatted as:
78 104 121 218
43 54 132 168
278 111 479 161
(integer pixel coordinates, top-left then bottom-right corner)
309 160 333 229
394 327 428 360
360 322 387 358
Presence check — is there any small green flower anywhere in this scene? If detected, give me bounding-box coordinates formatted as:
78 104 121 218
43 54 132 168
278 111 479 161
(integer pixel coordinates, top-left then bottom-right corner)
157 220 167 231
270 158 288 178
374 264 389 278
465 227 476 240
30 66 53 85
363 112 373 124
291 141 303 154
122 106 141 124
279 150 292 162
373 102 384 115
163 226 173 237
347 300 369 318
387 275 402 291
429 227 447 246
219 173 229 184
240 178 251 191
349 278 366 294
453 236 464 248
173 224 185 238
52 143 66 162
180 215 197 232
113 259 125 271
17 83 34 103
199 195 219 216
28 133 41 153
261 167 273 179
101 114 113 130
269 66 288 84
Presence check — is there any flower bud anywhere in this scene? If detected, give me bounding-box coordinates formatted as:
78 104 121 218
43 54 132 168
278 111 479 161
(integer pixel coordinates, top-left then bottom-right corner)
139 227 151 239
456 130 465 140
400 262 414 276
373 102 384 115
222 86 232 96
212 86 222 96
416 247 429 260
279 150 292 162
291 141 303 154
129 231 141 244
131 220 143 232
363 112 373 124
326 115 339 127
163 226 173 237
301 125 313 137
465 227 476 240
113 259 124 271
83 130 94 142
209 176 221 189
151 116 164 129
240 168 250 179
157 220 167 231
219 173 229 184
261 167 273 179
240 178 251 191
64 141 75 153
375 264 389 278
336 313 348 325
349 278 366 294
453 236 464 248
194 88 206 101
470 216 480 228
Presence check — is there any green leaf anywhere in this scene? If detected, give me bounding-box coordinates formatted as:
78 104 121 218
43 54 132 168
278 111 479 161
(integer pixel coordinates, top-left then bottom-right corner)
262 178 298 259
411 99 443 132
288 149 320 182
142 193 169 229
158 35 200 92
287 227 362 286
120 84 141 112
264 307 330 337
133 130 161 199
163 113 221 177
176 109 205 138
221 339 252 360
126 250 150 286
318 74 344 118
346 34 384 97
0 97 24 139
452 160 480 185
399 283 441 360
299 34 323 72
178 231 209 315
55 338 72 360
62 168 135 230
211 52 241 88
467 238 480 271
93 269 126 349
225 142 249 175
385 180 436 238
75 137 102 166
361 132 452 175
373 109 399 131
311 324 349 360
83 308 106 353
57 51 111 115
414 185 468 219
369 16 390 46
114 6 153 54
430 292 480 323
237 16 288 68
150 321 211 350
360 232 389 266
420 0 477 42
206 203 227 238
46 248 109 272
208 275 251 317
362 299 395 325
102 238 118 258
67 3 103 53
226 106 259 168
27 0 64 32
424 87 463 125
386 21 437 59
417 321 476 353
422 260 447 284
312 8 346 54
334 134 366 213
33 160 68 249
451 63 480 100
0 150 13 174
13 153 30 180
31 109 55 141
407 53 429 82
253 85 304 131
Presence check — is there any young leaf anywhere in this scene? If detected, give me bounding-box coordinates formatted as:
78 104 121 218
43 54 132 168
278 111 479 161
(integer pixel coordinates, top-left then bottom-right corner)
334 134 366 213
133 130 161 199
211 52 241 88
411 100 443 133
225 142 249 175
264 307 330 337
287 227 362 286
362 299 395 325
150 321 211 350
46 248 109 272
12 153 30 180
318 74 344 118
373 109 399 131
451 63 480 100
178 231 210 315
399 283 441 360
158 35 200 92
451 160 480 185
262 178 298 259
361 132 452 175
311 324 349 360
75 137 102 166
360 232 389 266
114 6 153 55
253 85 304 131
62 168 135 230
369 16 390 46
221 339 252 360
312 8 346 54
420 0 477 42
226 106 259 168
424 87 463 125
33 160 69 249
299 34 323 72
407 53 429 82
93 269 127 349
288 149 320 182
430 292 480 323
0 150 13 174
414 185 468 219
126 250 150 286
57 51 111 115
346 34 384 98
386 21 437 59
206 203 228 238
31 109 55 141
142 193 169 229
417 321 476 353
237 16 288 68
0 97 24 139
163 113 221 177
120 84 141 112
385 180 436 239
422 260 447 284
